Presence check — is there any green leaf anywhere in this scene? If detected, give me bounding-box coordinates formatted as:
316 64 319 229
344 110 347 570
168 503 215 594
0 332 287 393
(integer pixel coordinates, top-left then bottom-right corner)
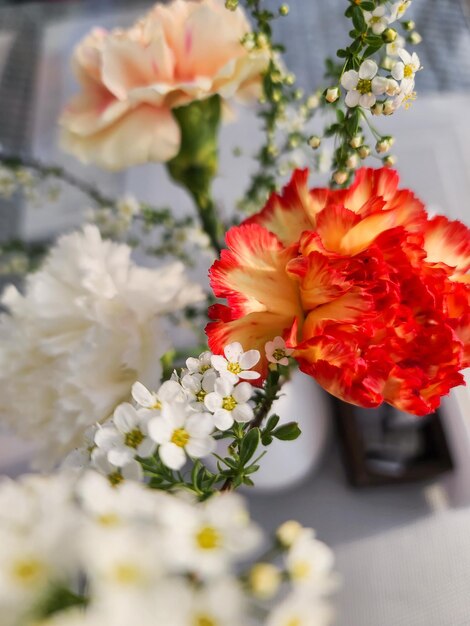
264 414 280 433
351 7 366 31
272 422 302 441
239 428 261 466
360 1 375 10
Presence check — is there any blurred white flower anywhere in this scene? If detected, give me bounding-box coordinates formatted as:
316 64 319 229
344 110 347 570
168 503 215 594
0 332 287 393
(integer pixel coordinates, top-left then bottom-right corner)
390 0 412 22
285 528 337 594
364 6 389 34
204 378 254 430
131 379 187 417
386 33 406 57
341 60 387 108
266 593 334 626
91 449 143 485
391 49 421 86
182 370 218 412
148 403 215 470
185 351 214 376
0 225 203 467
211 342 261 383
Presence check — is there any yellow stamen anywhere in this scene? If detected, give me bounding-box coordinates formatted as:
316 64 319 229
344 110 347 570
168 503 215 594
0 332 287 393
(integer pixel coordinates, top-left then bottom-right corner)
11 559 44 585
227 361 242 375
196 526 220 550
108 471 124 487
291 560 311 580
196 389 207 403
171 428 189 448
194 616 217 626
356 78 372 95
111 563 143 585
124 428 144 449
403 64 413 79
222 396 237 411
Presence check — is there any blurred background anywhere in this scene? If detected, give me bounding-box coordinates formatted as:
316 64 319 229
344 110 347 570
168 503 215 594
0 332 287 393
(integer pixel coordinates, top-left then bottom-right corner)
0 1 470 624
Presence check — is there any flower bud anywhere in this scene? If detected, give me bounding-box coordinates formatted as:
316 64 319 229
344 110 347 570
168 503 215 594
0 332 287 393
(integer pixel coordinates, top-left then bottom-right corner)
276 520 303 547
306 94 320 109
349 134 363 149
382 28 398 43
409 31 422 45
346 153 359 169
285 73 296 86
381 56 394 71
375 136 393 153
357 145 370 159
402 20 415 31
279 4 289 16
225 0 239 9
308 135 321 149
370 102 384 116
383 100 395 116
383 155 397 167
249 563 281 599
294 88 304 100
333 170 348 185
325 87 339 103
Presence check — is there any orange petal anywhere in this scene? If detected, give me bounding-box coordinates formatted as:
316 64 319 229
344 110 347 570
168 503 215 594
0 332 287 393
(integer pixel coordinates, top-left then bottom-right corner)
423 215 470 277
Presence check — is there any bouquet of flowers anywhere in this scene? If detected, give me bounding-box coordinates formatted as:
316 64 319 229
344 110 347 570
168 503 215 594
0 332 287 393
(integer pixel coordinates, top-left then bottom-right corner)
0 0 468 624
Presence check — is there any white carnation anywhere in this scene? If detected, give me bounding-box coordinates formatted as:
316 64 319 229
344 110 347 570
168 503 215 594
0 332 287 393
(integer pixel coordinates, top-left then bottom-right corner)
0 226 203 468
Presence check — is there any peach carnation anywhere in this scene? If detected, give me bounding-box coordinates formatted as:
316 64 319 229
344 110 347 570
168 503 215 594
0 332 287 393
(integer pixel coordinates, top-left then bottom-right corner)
60 0 269 170
207 168 470 416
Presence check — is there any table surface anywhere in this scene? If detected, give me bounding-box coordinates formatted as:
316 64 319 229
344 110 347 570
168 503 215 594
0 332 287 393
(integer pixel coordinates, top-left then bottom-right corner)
1 2 470 625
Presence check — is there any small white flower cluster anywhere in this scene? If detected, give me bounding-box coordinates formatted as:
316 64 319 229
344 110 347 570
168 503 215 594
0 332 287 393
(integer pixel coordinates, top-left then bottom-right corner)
341 1 421 113
75 342 262 478
87 194 141 238
0 470 335 626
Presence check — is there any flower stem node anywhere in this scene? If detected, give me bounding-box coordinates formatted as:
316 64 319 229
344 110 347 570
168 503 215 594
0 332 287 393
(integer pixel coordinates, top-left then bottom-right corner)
325 87 339 103
308 135 321 149
333 170 348 185
357 145 371 159
279 4 290 16
225 0 239 9
382 28 398 43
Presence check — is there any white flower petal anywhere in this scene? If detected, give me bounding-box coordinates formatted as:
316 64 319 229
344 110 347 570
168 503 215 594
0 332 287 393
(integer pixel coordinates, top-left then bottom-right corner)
238 350 260 370
131 382 155 408
114 402 138 433
186 413 214 437
148 417 173 444
108 446 134 467
214 377 233 397
204 392 223 413
218 370 239 384
213 409 234 431
121 460 143 481
345 90 361 107
137 438 156 458
159 379 187 403
211 354 228 372
186 436 215 459
359 59 378 80
371 76 388 95
391 62 404 81
95 426 123 451
340 70 358 90
399 48 412 64
233 382 253 404
239 370 261 381
232 404 254 423
359 93 376 108
159 442 186 470
224 342 244 362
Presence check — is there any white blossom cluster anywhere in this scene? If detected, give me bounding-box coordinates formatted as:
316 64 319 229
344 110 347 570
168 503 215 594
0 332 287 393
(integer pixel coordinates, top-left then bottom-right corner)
0 225 204 468
0 470 335 626
341 1 421 113
73 342 263 479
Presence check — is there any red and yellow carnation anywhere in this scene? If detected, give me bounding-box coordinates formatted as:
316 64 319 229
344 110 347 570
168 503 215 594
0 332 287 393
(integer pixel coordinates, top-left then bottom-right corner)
206 167 470 416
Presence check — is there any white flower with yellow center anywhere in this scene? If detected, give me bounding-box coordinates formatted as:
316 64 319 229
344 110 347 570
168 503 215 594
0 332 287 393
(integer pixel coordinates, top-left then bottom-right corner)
182 370 218 412
162 494 262 578
390 0 412 22
94 403 155 467
285 529 337 594
265 336 293 366
185 351 214 376
341 60 387 108
211 342 261 384
148 403 215 470
391 49 421 86
131 380 187 417
204 379 254 431
386 34 406 57
91 449 143 486
364 6 389 34
266 593 334 626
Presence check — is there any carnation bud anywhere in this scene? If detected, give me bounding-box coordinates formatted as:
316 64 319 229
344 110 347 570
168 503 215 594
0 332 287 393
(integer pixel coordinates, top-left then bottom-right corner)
346 153 359 169
276 520 303 547
370 102 384 116
357 145 370 159
279 4 290 16
409 31 422 45
402 20 415 31
382 28 398 43
333 170 348 185
249 563 281 599
349 134 363 149
225 0 239 9
383 100 395 116
325 87 339 103
308 135 321 149
383 155 397 167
